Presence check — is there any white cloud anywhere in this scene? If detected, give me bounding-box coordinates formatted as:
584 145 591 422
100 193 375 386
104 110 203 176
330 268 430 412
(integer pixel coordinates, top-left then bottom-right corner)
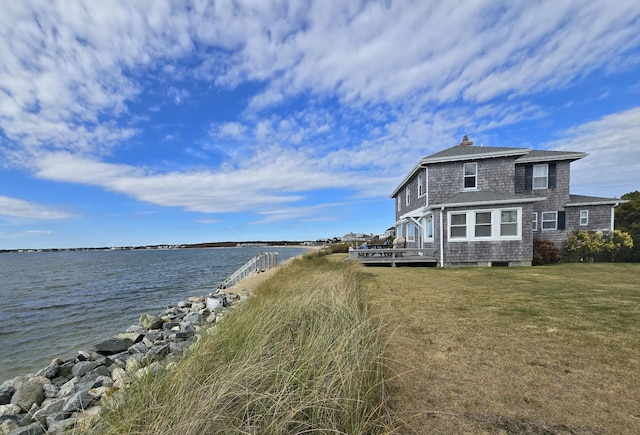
0 195 74 220
546 107 640 197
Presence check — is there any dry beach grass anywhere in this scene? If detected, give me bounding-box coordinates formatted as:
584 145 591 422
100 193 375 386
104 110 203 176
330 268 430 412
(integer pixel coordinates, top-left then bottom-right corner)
82 253 640 434
362 261 640 434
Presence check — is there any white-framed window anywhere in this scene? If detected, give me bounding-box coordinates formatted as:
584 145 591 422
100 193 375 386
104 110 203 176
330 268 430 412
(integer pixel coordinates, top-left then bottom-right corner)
580 210 589 226
541 211 557 230
424 215 434 241
501 210 518 236
396 224 403 238
418 173 424 197
407 223 415 242
405 186 411 206
475 212 492 237
450 213 467 238
463 162 477 189
448 208 522 241
532 212 538 232
533 164 548 189
397 196 401 211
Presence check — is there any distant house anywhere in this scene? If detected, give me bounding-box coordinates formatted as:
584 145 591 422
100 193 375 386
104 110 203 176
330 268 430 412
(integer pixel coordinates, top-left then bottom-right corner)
390 136 623 266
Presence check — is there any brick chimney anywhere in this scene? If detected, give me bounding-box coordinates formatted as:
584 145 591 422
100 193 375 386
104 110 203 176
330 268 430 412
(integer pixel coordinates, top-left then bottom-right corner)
459 135 473 146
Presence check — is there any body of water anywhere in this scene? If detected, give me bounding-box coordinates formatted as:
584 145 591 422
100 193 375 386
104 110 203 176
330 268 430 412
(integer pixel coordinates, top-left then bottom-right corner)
0 247 308 382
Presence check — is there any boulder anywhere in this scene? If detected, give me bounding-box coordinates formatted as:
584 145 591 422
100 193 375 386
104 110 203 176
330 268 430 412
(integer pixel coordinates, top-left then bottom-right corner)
62 391 94 414
139 313 163 330
35 362 59 379
6 421 45 435
71 361 102 378
0 386 14 405
57 377 79 398
10 380 44 412
46 417 77 435
0 419 18 435
0 403 21 417
94 337 133 355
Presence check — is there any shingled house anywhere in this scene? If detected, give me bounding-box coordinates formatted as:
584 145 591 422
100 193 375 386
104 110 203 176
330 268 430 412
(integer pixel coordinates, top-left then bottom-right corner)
390 136 623 266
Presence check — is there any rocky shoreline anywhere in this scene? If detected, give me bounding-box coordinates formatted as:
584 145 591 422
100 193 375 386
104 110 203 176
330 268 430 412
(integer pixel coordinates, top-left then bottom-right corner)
0 289 244 435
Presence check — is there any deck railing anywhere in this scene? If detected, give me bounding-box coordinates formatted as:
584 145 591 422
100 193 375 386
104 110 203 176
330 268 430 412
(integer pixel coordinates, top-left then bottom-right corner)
219 252 279 289
348 247 438 263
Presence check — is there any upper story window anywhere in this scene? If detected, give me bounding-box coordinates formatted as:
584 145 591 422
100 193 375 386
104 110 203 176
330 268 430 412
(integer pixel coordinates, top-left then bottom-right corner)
463 162 477 189
533 164 548 189
405 186 411 206
580 210 589 226
525 163 556 190
418 173 424 197
397 196 401 211
532 212 538 231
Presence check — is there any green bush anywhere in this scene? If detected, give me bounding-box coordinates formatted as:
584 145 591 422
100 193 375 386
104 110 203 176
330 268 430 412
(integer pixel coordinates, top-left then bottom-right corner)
328 242 351 253
533 238 561 265
563 230 634 262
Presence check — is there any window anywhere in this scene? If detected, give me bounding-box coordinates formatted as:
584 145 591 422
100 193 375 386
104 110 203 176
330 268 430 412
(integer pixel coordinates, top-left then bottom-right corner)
450 213 467 238
396 224 403 238
405 186 411 206
418 174 424 197
501 210 518 236
397 196 401 211
533 164 548 189
424 215 434 240
542 211 557 230
532 212 538 232
475 212 492 237
463 162 477 189
407 223 415 242
449 208 521 241
580 210 589 226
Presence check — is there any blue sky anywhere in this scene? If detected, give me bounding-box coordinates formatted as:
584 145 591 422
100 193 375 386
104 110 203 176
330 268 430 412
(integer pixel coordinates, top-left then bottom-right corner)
1 0 639 249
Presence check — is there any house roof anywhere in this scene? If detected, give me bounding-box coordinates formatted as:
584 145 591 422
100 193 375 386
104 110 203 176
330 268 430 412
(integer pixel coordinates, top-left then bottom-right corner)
565 194 626 206
516 149 587 164
390 137 589 198
399 190 544 219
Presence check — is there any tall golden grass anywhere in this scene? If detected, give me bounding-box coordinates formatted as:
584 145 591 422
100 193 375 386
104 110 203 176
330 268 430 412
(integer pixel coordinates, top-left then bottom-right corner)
89 252 391 434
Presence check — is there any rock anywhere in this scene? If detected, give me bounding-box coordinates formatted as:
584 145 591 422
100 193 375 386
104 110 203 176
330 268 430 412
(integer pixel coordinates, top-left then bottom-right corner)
35 362 59 379
32 398 65 425
145 344 170 363
46 417 76 435
71 361 102 378
183 312 203 325
0 419 18 435
94 337 133 355
128 342 147 355
0 386 14 405
8 421 45 435
10 380 44 412
177 300 191 308
62 391 94 414
42 384 59 398
57 377 79 398
0 404 21 417
115 332 143 343
139 313 163 330
124 324 146 334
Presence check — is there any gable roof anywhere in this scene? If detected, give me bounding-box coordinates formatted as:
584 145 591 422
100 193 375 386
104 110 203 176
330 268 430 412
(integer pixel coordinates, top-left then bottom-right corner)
420 144 530 164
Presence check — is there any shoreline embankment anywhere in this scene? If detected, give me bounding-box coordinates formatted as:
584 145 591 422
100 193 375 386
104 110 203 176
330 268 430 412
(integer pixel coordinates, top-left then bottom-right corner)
0 253 300 434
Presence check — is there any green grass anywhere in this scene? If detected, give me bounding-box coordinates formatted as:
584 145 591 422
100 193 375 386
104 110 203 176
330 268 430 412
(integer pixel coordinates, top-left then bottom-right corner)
88 255 391 434
363 261 640 434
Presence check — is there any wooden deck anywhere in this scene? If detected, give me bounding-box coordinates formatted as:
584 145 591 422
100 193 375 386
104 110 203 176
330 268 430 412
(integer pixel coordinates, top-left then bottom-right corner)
347 247 439 266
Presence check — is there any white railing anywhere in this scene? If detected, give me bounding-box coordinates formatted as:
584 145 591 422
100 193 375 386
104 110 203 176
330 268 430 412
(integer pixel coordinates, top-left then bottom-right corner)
219 252 279 289
348 247 438 261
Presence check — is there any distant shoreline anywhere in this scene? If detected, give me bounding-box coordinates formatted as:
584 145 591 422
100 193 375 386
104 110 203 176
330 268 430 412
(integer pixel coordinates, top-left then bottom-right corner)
0 241 319 254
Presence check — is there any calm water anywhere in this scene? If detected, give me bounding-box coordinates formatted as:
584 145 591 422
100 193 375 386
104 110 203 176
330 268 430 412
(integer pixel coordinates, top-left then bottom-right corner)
0 247 307 382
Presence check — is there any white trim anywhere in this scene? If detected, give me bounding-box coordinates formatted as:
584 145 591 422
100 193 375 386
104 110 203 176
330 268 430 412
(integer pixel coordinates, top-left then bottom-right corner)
533 164 548 189
463 162 478 190
532 212 538 232
541 211 557 230
579 210 589 226
447 207 522 242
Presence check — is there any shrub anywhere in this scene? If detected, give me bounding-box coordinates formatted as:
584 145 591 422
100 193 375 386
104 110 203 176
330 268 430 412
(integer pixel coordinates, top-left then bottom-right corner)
563 230 634 262
533 239 561 265
329 242 351 253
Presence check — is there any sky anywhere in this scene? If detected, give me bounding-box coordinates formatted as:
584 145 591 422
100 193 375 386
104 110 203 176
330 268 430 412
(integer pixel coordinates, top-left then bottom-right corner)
1 0 639 250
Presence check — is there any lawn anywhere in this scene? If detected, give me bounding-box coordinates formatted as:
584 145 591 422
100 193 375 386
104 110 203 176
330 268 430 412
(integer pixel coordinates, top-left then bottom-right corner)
361 262 640 434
